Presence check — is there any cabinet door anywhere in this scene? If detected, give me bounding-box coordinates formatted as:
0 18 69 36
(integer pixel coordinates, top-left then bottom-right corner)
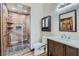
52 40 65 56
0 48 1 56
66 46 77 56
47 39 65 56
0 4 1 56
77 49 79 56
47 39 53 56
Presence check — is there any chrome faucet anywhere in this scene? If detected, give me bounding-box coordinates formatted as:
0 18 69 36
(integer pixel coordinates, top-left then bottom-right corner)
61 34 71 39
63 34 67 39
61 34 67 39
68 36 70 39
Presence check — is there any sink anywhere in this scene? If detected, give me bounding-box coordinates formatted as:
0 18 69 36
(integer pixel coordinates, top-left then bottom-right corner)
48 35 72 42
70 39 79 43
47 35 79 49
54 36 69 40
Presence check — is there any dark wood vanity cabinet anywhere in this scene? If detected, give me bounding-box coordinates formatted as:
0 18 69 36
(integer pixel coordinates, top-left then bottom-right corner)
78 49 79 55
47 39 65 56
47 39 79 56
65 46 78 56
0 4 1 56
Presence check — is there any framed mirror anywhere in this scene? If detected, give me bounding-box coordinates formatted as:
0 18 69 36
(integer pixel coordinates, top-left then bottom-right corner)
59 10 77 32
41 16 51 32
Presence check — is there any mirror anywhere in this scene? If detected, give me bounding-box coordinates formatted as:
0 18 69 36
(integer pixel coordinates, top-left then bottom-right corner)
41 16 51 32
59 10 77 32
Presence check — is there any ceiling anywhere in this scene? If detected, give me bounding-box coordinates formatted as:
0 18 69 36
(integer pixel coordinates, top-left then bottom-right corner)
5 3 31 15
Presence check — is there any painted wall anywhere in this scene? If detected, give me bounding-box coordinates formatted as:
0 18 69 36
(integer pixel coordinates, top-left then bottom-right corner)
30 3 79 49
42 3 58 36
56 4 79 40
30 3 43 49
42 3 79 41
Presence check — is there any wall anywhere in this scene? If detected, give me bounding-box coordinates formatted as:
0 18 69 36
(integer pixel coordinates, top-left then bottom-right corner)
30 3 43 49
56 4 79 40
42 3 58 36
30 3 79 49
2 4 9 54
8 12 30 41
42 3 79 41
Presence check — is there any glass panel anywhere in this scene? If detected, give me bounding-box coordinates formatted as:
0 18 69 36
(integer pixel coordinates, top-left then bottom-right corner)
2 4 30 56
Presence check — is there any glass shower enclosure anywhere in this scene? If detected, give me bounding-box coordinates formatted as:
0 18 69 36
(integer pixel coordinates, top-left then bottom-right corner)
1 3 30 56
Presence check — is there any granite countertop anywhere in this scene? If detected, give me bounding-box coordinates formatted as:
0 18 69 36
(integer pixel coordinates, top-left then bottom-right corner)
45 36 79 49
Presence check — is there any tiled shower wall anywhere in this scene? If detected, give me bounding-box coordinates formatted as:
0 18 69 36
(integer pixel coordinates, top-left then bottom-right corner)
1 4 30 56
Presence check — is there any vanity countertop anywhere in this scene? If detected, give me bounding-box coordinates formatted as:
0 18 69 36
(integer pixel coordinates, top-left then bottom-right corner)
46 36 79 49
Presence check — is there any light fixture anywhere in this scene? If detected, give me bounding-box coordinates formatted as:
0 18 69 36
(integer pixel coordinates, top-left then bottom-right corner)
12 7 16 10
56 3 79 12
57 3 71 9
24 10 27 13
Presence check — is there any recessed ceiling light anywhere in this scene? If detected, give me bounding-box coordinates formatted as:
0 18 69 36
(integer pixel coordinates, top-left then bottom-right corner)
12 7 16 10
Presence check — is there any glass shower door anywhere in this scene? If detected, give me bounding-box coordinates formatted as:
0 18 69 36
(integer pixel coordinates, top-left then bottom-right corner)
6 25 24 55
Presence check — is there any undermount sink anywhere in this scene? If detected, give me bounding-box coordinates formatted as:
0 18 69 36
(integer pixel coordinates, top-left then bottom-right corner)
47 35 79 49
53 36 72 43
70 39 79 43
54 36 68 39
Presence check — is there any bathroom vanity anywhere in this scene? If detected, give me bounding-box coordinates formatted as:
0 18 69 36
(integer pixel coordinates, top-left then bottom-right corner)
47 37 79 56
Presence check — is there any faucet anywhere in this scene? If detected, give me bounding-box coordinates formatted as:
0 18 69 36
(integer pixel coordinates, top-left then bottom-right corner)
61 34 71 40
63 34 67 39
68 36 70 39
61 34 67 39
